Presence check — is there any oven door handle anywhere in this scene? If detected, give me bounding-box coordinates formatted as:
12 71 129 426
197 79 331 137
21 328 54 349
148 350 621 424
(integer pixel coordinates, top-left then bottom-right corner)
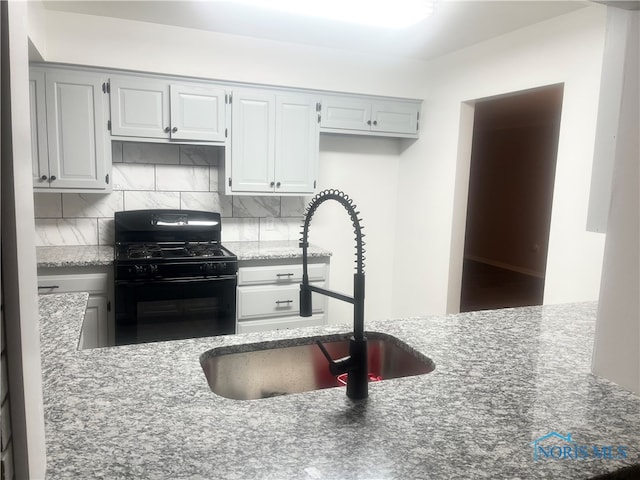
116 276 236 286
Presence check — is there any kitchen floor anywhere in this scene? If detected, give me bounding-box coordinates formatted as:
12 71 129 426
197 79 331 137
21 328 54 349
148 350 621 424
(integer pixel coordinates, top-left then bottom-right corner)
460 259 544 312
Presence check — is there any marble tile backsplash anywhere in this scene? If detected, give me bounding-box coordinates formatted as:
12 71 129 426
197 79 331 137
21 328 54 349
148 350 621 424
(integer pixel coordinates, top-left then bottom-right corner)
34 142 309 246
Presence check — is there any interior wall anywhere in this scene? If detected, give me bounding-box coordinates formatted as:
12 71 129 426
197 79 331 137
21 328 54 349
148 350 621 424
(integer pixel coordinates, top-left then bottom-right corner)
591 7 639 395
2 1 46 477
33 8 427 98
393 5 608 316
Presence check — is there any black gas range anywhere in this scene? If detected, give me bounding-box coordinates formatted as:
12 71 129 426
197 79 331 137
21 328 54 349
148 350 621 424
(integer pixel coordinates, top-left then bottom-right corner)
114 209 237 346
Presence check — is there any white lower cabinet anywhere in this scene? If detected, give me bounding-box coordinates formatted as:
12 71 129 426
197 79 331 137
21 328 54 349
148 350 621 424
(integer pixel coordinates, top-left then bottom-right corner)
37 268 113 349
236 260 329 333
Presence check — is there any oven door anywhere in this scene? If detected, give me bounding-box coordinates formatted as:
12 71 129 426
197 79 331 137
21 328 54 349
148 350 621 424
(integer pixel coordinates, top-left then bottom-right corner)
115 276 236 345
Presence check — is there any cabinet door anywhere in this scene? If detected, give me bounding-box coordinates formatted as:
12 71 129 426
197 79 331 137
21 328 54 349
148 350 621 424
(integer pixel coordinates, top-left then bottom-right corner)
371 101 419 135
274 95 319 194
45 71 110 189
170 84 226 142
320 97 371 131
78 295 109 350
110 77 170 138
30 70 50 187
230 91 275 192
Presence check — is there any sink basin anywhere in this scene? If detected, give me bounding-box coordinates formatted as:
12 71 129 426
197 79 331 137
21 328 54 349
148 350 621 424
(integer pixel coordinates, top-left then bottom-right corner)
200 331 435 400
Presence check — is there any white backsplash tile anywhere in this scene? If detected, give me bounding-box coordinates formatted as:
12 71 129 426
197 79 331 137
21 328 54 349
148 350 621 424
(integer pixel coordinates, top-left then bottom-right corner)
40 140 302 246
233 196 281 217
281 196 310 217
156 165 209 192
62 192 124 218
98 218 114 245
259 217 303 241
222 218 260 242
180 192 232 216
209 166 220 192
112 163 155 191
124 191 180 210
180 145 220 166
112 141 123 163
35 218 98 246
122 142 180 165
33 193 62 218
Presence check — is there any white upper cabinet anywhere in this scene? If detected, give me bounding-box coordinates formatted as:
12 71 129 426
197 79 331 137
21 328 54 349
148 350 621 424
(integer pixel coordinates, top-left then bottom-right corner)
110 76 228 142
30 67 111 191
230 91 275 193
227 89 318 195
320 95 421 137
110 77 169 138
275 95 319 194
170 84 226 141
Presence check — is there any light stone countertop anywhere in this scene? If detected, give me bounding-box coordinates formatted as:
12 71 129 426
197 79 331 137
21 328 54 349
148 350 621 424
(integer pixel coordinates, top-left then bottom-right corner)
36 241 330 268
36 245 115 268
39 295 640 479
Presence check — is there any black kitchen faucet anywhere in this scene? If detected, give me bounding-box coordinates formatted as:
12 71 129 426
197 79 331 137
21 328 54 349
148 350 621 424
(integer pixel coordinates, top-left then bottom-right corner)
299 189 368 400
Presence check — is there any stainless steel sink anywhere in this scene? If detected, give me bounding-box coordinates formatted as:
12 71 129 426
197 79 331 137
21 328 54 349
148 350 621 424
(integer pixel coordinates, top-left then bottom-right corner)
200 331 435 400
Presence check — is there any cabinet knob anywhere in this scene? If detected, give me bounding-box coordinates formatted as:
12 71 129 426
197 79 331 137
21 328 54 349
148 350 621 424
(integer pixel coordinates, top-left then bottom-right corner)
270 181 275 187
276 182 281 188
164 127 170 133
172 127 178 133
50 175 57 181
373 120 378 126
367 120 372 126
40 175 48 181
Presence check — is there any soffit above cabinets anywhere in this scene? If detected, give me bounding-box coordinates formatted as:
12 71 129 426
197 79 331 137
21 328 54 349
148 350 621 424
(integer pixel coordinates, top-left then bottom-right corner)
41 1 589 61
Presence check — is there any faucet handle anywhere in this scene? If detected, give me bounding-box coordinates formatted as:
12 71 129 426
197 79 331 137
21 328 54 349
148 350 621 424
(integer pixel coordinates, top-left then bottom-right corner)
316 340 350 376
299 283 312 317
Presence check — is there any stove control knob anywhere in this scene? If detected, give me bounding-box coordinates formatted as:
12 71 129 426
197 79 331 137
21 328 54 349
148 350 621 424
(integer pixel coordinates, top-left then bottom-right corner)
147 264 158 275
201 263 214 275
131 265 145 276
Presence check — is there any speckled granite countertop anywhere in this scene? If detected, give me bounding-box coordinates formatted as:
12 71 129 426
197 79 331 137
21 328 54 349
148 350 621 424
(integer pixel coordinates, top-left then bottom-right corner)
37 245 115 267
39 297 639 479
36 241 329 268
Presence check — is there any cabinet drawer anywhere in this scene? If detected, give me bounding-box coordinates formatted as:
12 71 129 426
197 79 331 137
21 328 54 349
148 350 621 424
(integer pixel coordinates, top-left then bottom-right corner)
237 282 325 320
37 273 108 295
238 263 326 286
237 314 326 334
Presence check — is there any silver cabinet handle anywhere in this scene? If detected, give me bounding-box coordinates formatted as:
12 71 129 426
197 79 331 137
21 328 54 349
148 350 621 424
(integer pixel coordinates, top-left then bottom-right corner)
172 127 178 133
276 273 294 278
275 300 293 305
164 127 170 133
38 285 59 290
40 175 48 181
50 175 57 181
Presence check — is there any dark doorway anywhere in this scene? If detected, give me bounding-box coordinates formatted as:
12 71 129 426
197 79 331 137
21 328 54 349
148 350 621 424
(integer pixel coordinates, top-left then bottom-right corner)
460 85 563 312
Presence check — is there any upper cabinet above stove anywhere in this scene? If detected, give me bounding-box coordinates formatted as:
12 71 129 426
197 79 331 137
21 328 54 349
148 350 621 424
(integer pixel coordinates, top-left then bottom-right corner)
109 76 230 143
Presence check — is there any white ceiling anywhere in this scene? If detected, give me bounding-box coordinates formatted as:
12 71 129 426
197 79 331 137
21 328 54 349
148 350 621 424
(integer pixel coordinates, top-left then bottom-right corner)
41 0 591 61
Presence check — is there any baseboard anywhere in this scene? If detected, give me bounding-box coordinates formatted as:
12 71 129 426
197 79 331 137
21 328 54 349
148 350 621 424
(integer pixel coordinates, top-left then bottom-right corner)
465 255 545 279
